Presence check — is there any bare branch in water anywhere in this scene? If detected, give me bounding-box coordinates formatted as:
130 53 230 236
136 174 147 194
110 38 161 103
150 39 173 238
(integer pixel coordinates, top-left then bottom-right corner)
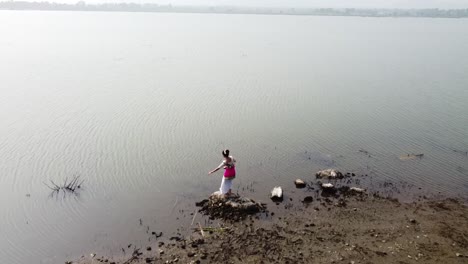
43 175 84 196
43 181 55 190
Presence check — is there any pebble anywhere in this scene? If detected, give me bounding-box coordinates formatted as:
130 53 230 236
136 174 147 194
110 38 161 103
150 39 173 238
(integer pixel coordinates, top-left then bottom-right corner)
456 253 463 257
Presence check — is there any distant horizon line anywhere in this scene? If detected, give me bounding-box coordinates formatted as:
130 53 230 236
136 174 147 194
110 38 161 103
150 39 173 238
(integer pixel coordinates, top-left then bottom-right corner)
2 1 468 18
2 1 468 10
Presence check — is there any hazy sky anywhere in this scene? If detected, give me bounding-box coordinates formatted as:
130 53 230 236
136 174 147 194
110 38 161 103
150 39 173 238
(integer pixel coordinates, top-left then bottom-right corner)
45 0 468 9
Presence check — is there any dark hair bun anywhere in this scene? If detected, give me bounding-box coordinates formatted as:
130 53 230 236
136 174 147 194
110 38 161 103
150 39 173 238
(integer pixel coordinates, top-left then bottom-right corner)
222 149 230 157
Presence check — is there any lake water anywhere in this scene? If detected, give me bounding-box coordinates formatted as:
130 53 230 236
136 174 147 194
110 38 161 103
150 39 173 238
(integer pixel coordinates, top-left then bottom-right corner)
0 10 467 263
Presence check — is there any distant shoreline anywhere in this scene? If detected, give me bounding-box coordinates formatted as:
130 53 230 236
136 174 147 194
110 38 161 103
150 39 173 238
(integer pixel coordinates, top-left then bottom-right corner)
1 2 468 18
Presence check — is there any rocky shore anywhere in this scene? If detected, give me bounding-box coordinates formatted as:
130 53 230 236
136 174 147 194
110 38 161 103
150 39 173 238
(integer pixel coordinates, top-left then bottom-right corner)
72 171 468 264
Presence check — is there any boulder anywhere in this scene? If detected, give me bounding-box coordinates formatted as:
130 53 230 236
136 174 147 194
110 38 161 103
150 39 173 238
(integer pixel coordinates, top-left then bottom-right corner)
196 193 266 221
316 169 343 179
294 179 306 188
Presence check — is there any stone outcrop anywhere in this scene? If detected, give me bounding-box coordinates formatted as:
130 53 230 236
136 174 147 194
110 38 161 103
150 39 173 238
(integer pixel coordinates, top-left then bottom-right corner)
196 192 266 221
315 169 343 179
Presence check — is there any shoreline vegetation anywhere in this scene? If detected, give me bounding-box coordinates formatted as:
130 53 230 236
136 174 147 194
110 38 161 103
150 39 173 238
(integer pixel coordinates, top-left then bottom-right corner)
1 1 468 18
71 173 468 264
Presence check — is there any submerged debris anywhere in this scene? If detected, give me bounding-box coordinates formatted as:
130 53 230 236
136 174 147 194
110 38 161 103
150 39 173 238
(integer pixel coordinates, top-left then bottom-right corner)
399 153 424 160
358 149 369 155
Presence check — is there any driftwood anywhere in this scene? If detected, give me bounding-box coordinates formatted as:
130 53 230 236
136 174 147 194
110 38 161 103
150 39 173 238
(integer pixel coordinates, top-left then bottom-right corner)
43 175 84 195
198 222 205 237
192 226 230 234
191 210 198 226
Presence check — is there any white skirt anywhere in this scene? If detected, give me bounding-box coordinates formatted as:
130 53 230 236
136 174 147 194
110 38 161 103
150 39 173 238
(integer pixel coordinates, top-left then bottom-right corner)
219 177 233 194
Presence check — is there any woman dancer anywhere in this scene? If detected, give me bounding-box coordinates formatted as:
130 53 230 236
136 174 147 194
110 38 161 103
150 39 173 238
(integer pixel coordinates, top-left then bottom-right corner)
208 149 236 196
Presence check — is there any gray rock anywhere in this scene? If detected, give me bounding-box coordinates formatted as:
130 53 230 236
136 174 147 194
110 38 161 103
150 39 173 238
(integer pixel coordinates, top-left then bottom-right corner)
241 201 260 212
271 186 283 201
349 187 365 193
321 183 334 189
225 201 240 208
294 179 306 188
316 169 343 179
239 197 254 203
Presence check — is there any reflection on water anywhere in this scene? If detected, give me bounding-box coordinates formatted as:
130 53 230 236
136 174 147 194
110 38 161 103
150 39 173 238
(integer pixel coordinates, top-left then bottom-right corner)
0 11 467 264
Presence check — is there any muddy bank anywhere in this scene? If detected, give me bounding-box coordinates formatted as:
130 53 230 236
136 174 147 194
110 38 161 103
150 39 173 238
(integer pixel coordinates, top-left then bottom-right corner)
72 192 468 264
